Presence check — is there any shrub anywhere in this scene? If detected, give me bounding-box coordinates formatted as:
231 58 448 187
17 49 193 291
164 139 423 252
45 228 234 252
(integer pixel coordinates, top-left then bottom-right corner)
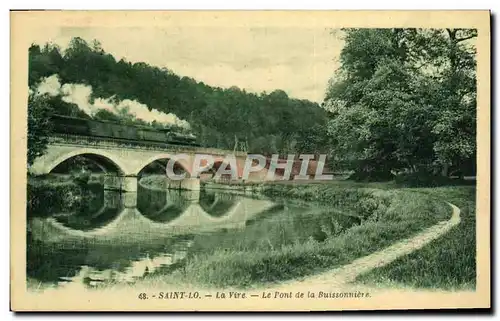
27 176 103 218
27 182 83 217
395 171 458 187
348 170 395 182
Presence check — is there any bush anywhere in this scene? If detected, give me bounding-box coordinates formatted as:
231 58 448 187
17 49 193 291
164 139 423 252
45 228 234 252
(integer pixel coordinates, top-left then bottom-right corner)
27 176 103 218
261 184 392 220
27 182 83 217
395 171 458 187
348 170 395 182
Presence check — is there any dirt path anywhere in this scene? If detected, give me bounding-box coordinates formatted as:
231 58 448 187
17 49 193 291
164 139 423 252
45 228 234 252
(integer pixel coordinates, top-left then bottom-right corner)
262 202 461 292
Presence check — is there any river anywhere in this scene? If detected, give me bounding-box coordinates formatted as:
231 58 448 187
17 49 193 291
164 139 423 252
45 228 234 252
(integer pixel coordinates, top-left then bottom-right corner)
27 182 361 289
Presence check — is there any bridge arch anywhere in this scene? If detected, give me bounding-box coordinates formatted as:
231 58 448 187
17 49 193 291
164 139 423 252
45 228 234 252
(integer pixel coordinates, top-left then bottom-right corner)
133 153 192 177
44 149 129 175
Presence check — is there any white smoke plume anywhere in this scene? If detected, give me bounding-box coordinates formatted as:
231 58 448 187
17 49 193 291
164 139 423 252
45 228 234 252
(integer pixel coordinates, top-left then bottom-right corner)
34 74 191 129
35 74 61 97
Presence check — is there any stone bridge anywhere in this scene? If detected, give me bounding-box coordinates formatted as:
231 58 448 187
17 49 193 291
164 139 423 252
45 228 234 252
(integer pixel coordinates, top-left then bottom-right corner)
29 134 250 192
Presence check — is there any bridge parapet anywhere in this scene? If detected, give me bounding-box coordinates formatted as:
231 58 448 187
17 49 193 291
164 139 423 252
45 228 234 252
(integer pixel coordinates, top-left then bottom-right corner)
48 134 248 157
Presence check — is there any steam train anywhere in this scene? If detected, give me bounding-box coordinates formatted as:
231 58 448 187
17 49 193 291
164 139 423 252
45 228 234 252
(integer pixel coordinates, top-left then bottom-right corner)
51 114 199 147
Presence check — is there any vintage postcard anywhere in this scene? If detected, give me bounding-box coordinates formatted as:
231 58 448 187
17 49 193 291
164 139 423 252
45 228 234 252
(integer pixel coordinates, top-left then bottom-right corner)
10 10 490 311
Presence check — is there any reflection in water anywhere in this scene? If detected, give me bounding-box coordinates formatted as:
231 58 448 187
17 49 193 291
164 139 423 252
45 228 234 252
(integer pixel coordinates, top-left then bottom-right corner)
52 187 124 231
137 185 242 222
199 191 241 217
60 242 192 287
137 184 193 223
27 231 193 288
27 181 361 290
27 183 273 289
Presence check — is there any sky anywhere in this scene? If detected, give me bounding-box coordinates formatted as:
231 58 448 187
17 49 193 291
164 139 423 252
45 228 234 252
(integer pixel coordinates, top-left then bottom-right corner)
30 26 344 103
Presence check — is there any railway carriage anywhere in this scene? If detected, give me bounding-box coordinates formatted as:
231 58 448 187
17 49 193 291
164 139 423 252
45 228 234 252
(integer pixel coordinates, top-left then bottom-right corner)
50 114 199 146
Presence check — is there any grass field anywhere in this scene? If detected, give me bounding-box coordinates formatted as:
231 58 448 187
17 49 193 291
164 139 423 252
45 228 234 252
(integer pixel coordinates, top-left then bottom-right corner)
355 186 476 290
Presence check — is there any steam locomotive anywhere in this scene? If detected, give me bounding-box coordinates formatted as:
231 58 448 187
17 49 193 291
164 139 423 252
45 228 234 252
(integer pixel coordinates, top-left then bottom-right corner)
51 114 199 147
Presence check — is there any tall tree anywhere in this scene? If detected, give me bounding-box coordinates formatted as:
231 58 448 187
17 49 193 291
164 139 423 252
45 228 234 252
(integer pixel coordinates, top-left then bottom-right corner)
325 28 476 179
27 94 53 166
432 29 477 176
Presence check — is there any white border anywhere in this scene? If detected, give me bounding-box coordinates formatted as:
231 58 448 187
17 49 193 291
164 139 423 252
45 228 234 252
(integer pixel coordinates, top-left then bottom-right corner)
3 1 498 320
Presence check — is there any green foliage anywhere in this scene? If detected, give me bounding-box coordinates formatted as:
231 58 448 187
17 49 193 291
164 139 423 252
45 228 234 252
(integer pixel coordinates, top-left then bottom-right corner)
394 171 471 187
27 180 83 217
261 183 393 220
325 28 477 178
348 170 395 182
27 94 54 166
29 37 330 156
356 186 476 290
27 177 103 219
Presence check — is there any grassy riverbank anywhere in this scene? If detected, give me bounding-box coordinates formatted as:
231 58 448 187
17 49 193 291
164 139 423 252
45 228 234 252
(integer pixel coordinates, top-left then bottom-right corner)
355 186 476 290
137 182 452 289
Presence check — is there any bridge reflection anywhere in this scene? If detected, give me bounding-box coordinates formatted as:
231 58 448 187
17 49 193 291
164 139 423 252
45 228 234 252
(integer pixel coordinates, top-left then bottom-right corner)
29 185 275 243
27 185 276 289
136 184 194 223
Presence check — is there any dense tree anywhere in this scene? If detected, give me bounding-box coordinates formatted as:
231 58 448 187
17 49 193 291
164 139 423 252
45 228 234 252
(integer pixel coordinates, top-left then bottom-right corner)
27 94 54 166
432 29 477 176
325 28 476 179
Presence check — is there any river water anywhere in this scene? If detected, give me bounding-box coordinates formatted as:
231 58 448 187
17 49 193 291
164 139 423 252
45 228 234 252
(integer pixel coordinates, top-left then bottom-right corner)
27 182 361 289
